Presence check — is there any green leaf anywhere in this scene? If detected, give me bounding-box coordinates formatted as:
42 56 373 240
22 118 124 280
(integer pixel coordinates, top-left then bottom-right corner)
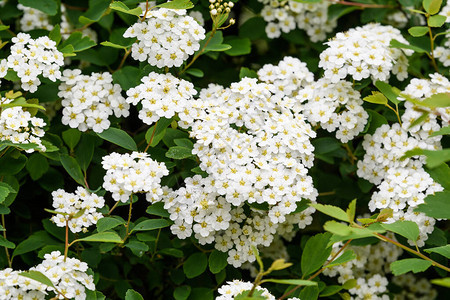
0 186 11 204
49 24 62 45
0 153 27 176
324 221 352 236
0 25 10 31
101 41 129 50
18 0 58 16
423 0 442 14
159 248 184 257
408 111 429 129
75 134 96 172
60 32 96 52
125 289 144 300
430 126 450 137
402 148 450 168
62 128 82 150
374 81 400 105
183 252 207 278
132 219 171 232
320 285 344 297
431 277 450 288
380 221 420 242
185 68 204 78
428 14 446 27
301 233 332 277
206 44 231 51
157 0 194 10
110 1 143 16
425 163 450 190
390 39 427 53
209 250 228 274
96 127 137 151
146 202 170 218
416 93 450 108
79 0 111 24
19 270 55 288
346 199 356 223
174 138 193 149
363 91 388 105
96 217 125 232
74 231 123 243
262 279 318 286
310 203 349 222
224 37 252 56
166 146 193 159
239 17 266 40
390 258 432 275
424 245 450 259
125 241 149 256
239 67 258 79
112 66 141 90
415 191 450 219
13 231 57 257
364 109 388 134
408 26 429 37
325 250 357 268
174 285 191 300
0 236 15 249
60 154 85 185
202 31 230 54
26 153 49 181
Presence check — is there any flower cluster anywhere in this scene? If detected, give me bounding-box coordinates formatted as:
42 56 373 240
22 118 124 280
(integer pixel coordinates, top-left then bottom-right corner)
34 251 95 299
0 268 46 299
18 4 98 42
102 152 169 203
0 33 64 92
51 187 105 233
124 8 205 68
298 78 369 142
159 58 319 267
217 280 275 300
392 274 438 300
0 251 95 300
257 56 314 98
323 233 402 300
58 69 129 133
434 36 450 67
0 96 46 152
209 0 234 16
401 73 450 138
258 0 337 41
319 23 411 82
357 123 443 246
126 71 196 125
163 174 316 267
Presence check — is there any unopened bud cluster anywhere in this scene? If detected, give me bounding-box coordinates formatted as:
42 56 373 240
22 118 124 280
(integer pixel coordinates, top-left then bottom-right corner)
209 0 234 16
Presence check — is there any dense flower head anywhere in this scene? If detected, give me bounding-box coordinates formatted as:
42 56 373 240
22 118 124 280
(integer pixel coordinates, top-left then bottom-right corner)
124 8 205 68
323 232 402 300
51 187 105 233
126 71 197 125
58 69 129 133
0 251 95 300
17 4 98 42
357 123 443 246
319 23 411 83
102 152 169 203
163 174 316 267
297 78 369 142
257 56 314 98
216 280 275 300
259 0 337 42
0 33 64 92
34 251 95 299
393 273 438 300
0 268 47 299
0 96 46 152
401 73 450 135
